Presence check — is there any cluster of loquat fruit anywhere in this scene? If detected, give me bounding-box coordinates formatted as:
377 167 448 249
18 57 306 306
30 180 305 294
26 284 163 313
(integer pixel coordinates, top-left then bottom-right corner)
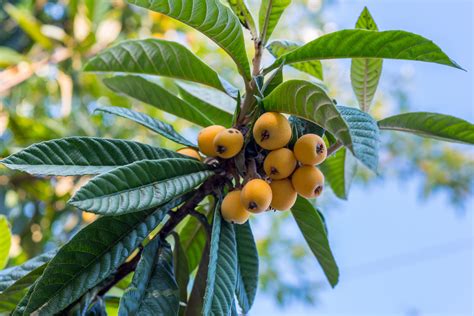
176 112 327 225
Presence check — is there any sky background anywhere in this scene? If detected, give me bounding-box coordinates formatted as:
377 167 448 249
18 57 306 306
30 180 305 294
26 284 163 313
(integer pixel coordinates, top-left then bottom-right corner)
253 0 473 315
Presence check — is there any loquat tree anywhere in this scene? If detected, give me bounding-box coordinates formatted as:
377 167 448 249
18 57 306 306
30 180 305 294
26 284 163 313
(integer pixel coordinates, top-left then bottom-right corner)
1 1 473 315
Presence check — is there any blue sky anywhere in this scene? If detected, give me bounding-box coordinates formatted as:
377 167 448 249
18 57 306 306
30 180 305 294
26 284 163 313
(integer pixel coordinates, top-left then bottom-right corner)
252 1 473 315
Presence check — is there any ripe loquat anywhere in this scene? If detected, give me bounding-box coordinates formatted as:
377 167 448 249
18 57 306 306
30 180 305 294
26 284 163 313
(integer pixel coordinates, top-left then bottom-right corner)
294 134 327 165
221 190 250 224
263 148 297 179
270 179 297 210
197 125 226 157
241 179 272 213
176 147 202 161
291 165 325 198
213 128 244 159
252 112 292 150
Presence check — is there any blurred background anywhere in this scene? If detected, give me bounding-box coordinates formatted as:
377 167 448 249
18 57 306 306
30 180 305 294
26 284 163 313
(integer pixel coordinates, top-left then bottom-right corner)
0 0 472 315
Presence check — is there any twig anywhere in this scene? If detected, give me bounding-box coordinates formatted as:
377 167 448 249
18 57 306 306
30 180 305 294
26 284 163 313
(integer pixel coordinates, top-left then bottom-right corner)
327 141 343 157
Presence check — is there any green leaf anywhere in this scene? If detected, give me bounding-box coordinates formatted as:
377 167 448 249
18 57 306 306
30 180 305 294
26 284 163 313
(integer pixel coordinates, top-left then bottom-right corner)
259 0 292 43
319 147 357 200
176 83 234 127
203 202 238 315
262 65 283 97
0 47 25 68
267 40 323 80
4 4 53 49
0 216 11 269
269 29 463 71
0 137 180 176
104 75 214 127
127 0 251 79
234 222 258 313
337 105 379 172
226 0 257 36
179 214 209 273
119 239 179 316
350 7 383 112
84 39 237 97
378 112 474 145
11 280 36 316
289 116 325 147
0 250 57 292
184 244 209 316
262 80 352 149
23 197 185 315
170 232 189 310
69 158 213 215
0 265 46 312
291 197 339 287
94 106 196 147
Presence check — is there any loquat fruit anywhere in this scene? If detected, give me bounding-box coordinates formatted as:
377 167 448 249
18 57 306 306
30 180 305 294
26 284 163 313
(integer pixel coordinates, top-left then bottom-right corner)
221 190 250 224
253 112 292 150
241 179 272 213
176 147 202 161
294 134 327 165
197 125 226 157
213 128 244 159
263 148 297 179
270 179 298 210
291 165 324 198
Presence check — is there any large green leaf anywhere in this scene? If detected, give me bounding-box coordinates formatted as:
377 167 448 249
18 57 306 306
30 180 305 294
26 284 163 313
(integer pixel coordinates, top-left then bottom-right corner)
0 265 46 312
11 280 36 316
69 158 213 215
259 0 291 43
94 106 196 147
337 105 379 172
170 232 189 311
104 75 214 127
378 112 474 145
127 0 251 79
227 0 257 36
0 250 57 292
179 214 209 273
319 147 357 200
0 216 11 270
176 82 234 127
184 244 209 316
84 39 237 97
119 239 179 316
267 40 323 80
268 29 463 71
0 137 180 176
203 202 238 315
350 7 383 112
291 197 339 287
234 222 258 313
23 197 185 315
262 80 352 148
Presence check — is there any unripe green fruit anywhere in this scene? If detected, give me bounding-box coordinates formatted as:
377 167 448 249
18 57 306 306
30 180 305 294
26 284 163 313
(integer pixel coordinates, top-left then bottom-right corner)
294 134 327 165
241 179 272 213
213 128 244 159
198 125 226 157
291 165 324 198
270 179 297 210
263 148 297 179
221 190 250 224
253 112 292 150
